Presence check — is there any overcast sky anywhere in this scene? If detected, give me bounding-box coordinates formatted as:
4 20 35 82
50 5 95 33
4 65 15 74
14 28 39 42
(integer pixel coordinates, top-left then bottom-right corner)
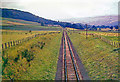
1 0 119 20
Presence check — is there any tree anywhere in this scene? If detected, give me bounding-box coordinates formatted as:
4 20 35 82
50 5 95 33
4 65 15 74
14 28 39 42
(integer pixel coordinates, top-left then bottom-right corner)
85 24 88 39
41 22 44 26
65 23 72 27
71 24 77 28
110 26 113 29
29 30 32 33
114 25 119 29
92 25 97 30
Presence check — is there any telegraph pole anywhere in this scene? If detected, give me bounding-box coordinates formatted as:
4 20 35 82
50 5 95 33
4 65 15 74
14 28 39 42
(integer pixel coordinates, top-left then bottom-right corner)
85 24 88 39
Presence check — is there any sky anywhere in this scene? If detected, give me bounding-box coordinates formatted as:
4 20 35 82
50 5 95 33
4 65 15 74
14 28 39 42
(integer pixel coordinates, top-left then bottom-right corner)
1 0 119 20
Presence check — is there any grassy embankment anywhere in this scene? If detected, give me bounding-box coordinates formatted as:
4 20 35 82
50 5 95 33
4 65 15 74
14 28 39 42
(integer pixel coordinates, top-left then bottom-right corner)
2 30 62 80
68 31 119 80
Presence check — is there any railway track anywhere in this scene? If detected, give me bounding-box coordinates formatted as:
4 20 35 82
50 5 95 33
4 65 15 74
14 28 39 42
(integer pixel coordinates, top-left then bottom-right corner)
62 31 83 80
55 30 90 80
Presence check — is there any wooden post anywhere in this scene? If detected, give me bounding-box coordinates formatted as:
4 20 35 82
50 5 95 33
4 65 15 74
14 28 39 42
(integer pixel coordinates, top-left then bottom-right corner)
112 42 114 46
11 41 12 46
13 41 15 46
16 40 18 45
113 42 115 46
85 24 88 39
118 43 119 48
8 42 10 47
22 39 24 42
2 44 4 49
110 41 112 45
18 40 19 44
5 43 7 49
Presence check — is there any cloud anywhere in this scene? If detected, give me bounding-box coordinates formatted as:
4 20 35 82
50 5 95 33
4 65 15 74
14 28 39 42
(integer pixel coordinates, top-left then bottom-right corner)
1 0 119 20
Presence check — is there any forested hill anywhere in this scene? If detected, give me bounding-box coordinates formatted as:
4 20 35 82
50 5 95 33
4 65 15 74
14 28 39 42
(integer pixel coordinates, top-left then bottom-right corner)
1 8 58 25
1 8 84 29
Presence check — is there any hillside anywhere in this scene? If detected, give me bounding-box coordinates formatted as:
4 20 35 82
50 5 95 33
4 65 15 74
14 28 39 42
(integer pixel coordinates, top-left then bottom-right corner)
60 15 118 26
1 8 58 25
1 17 41 26
1 17 62 31
1 8 84 29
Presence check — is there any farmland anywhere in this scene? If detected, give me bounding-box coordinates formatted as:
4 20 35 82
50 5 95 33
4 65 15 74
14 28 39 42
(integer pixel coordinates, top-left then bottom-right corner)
2 30 60 43
68 30 119 80
1 17 62 31
2 30 62 80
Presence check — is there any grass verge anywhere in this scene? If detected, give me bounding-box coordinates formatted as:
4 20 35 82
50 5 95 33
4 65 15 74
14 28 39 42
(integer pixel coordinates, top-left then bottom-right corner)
68 31 119 80
2 32 62 80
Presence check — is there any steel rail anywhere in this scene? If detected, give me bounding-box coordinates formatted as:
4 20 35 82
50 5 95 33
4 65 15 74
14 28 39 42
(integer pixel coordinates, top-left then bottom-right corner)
65 32 80 80
63 33 68 81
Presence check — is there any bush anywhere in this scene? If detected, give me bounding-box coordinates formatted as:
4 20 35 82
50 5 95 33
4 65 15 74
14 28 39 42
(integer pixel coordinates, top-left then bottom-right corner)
31 42 45 49
2 56 8 67
14 55 20 62
21 49 35 62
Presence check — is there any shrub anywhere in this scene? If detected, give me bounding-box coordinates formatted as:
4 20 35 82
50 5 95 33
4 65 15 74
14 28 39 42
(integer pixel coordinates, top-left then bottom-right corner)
14 55 20 62
31 42 45 49
21 49 35 62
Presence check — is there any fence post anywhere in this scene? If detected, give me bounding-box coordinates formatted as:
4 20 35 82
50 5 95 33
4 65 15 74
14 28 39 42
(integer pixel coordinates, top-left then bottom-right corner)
8 42 10 48
112 42 114 46
5 43 7 49
2 44 4 49
110 41 112 45
11 41 12 46
13 41 15 46
118 43 119 47
16 40 18 45
113 42 115 46
18 40 19 44
111 42 113 46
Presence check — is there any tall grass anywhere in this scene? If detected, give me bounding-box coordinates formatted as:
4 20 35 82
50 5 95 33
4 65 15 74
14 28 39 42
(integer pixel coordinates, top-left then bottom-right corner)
68 31 118 80
2 32 62 80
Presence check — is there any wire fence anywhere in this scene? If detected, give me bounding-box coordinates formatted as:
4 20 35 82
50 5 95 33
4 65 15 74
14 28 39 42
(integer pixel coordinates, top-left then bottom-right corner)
2 32 60 49
80 33 119 48
68 31 119 48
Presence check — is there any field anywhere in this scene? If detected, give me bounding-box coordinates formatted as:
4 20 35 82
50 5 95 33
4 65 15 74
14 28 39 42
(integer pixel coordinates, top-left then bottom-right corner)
68 30 119 80
1 18 41 25
1 17 62 31
2 30 62 80
1 30 60 44
70 30 119 44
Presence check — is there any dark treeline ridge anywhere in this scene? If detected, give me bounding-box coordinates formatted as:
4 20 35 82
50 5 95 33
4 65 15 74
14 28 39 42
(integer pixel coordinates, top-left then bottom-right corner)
1 8 119 30
1 8 84 29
